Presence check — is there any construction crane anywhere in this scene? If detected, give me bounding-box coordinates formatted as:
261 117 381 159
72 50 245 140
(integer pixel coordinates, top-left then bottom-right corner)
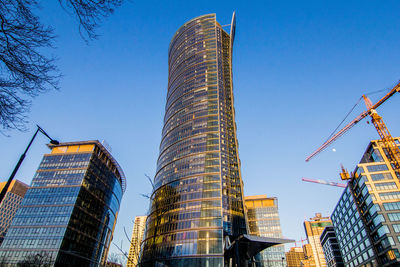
301 178 346 188
294 238 308 248
306 81 400 177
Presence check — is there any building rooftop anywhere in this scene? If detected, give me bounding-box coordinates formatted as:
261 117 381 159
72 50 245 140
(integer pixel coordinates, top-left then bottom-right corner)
47 140 126 193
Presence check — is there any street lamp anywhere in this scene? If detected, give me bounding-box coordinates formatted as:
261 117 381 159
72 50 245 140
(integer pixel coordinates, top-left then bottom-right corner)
0 125 59 204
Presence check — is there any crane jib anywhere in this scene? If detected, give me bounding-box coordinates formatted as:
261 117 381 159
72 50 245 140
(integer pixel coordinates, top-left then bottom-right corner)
305 80 400 162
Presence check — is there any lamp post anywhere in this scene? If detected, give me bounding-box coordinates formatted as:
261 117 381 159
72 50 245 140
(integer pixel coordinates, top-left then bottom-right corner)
0 125 59 204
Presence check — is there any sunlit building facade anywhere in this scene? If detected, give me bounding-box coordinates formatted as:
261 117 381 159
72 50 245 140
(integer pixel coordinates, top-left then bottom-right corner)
304 213 332 267
285 247 304 267
245 195 286 266
286 244 315 267
320 226 344 267
140 13 248 266
0 180 28 245
331 138 400 266
0 141 125 266
127 216 147 267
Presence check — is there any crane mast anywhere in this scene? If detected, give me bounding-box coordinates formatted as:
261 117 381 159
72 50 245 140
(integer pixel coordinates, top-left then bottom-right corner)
367 108 400 176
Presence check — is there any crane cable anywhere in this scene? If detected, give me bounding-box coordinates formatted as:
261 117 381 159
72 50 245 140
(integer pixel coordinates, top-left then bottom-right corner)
324 97 362 143
323 87 390 143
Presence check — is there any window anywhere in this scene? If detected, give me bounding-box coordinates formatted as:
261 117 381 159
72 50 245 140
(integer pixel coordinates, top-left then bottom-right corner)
377 225 390 237
371 173 393 181
375 182 397 190
373 214 385 226
388 213 400 221
367 164 389 172
384 202 400 211
380 192 400 200
392 224 400 233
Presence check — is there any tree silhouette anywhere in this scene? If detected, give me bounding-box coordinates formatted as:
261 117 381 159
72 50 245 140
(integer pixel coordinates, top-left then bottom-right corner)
0 0 123 132
17 251 52 267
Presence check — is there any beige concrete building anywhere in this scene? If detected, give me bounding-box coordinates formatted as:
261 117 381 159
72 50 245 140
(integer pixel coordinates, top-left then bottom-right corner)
0 179 28 245
304 213 332 267
127 216 147 267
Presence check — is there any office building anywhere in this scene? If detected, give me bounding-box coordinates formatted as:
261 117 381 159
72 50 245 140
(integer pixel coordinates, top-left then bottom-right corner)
304 213 332 267
0 180 28 245
331 138 400 266
127 216 147 267
320 226 343 267
0 141 126 266
139 13 249 266
286 247 304 267
331 186 376 267
286 244 315 267
245 195 286 266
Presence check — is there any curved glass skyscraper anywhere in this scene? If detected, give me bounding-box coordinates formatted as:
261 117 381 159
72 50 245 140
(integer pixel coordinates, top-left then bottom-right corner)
140 13 248 266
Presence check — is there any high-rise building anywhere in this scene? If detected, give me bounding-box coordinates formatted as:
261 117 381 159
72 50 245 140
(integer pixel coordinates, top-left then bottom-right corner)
0 179 28 245
304 213 332 267
0 141 126 266
245 195 286 266
331 186 376 267
127 216 147 267
331 138 400 266
319 226 344 267
139 13 249 266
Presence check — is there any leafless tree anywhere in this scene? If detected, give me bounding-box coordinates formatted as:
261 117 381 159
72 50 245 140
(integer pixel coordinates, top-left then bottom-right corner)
0 0 123 133
106 251 124 265
17 251 52 267
112 174 154 266
58 0 123 41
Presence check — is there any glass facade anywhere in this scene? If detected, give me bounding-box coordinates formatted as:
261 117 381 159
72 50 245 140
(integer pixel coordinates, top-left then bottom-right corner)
320 226 344 267
331 185 377 267
331 138 400 266
245 195 286 267
0 141 125 266
140 14 247 266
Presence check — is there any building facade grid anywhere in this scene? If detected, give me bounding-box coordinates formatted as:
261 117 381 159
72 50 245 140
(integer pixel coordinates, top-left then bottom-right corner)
127 216 147 267
320 226 344 267
0 141 125 267
332 138 400 267
140 13 247 266
0 180 28 245
245 195 286 267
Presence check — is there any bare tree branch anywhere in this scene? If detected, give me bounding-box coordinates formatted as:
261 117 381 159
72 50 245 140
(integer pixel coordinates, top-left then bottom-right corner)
58 0 123 41
0 0 123 133
0 0 59 132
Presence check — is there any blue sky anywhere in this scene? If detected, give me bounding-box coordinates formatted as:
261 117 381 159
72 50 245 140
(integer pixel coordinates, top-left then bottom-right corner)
1 0 400 257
